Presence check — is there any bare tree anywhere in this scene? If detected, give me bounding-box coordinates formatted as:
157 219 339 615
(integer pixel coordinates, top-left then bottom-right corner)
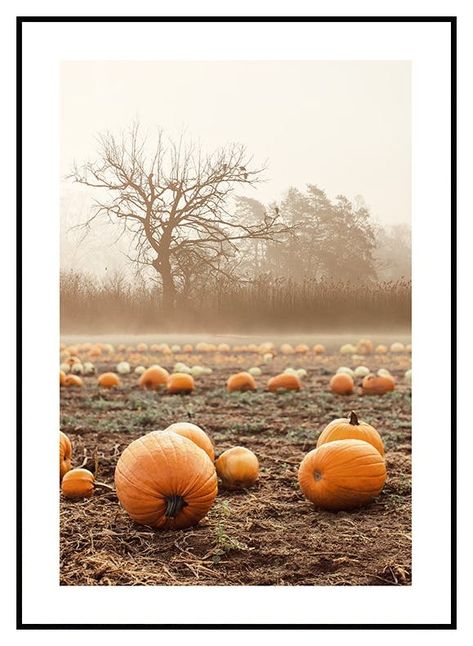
69 124 288 310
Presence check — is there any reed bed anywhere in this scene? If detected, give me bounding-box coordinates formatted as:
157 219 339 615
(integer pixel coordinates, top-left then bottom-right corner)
60 271 411 334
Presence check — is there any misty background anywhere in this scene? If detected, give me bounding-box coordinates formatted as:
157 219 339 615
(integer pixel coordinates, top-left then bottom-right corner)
60 61 411 333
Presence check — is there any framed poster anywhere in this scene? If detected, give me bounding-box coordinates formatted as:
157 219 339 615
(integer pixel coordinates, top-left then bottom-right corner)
18 14 455 628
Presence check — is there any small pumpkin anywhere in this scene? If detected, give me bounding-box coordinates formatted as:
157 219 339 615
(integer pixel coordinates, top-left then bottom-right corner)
215 447 259 489
138 366 169 389
167 373 195 394
183 344 193 353
313 344 325 354
60 370 66 386
317 411 384 455
117 361 131 375
63 374 84 388
340 343 356 354
329 373 354 395
405 368 412 385
298 439 387 510
71 363 84 375
267 373 301 392
280 343 295 355
165 422 215 461
248 366 262 377
357 339 374 355
89 345 102 358
98 372 120 388
227 371 257 393
354 366 370 378
136 343 148 352
375 344 388 354
61 468 95 498
390 342 405 353
336 366 355 378
295 344 309 354
59 431 72 481
115 431 217 529
362 374 395 395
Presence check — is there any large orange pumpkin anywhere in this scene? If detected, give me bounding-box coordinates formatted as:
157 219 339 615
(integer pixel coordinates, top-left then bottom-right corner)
167 373 195 394
298 439 387 510
227 371 257 393
98 372 120 388
316 411 384 456
115 431 218 530
267 373 301 392
329 373 354 395
215 447 259 489
63 375 84 388
60 431 72 481
138 366 169 389
361 374 395 395
165 422 215 461
61 468 95 498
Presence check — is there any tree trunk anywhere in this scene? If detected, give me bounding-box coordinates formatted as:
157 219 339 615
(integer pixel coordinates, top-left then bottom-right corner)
153 255 176 312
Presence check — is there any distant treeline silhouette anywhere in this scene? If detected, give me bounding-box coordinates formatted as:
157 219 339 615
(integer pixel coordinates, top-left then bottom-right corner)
60 270 411 334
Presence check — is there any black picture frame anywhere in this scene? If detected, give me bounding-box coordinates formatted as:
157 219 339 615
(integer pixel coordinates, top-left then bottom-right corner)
16 15 457 630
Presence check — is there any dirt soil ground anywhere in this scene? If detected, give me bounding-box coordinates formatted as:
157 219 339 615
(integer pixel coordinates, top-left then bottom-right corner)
60 346 411 586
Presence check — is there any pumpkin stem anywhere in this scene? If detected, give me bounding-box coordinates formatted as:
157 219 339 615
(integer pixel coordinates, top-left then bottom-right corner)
165 495 187 518
349 411 359 425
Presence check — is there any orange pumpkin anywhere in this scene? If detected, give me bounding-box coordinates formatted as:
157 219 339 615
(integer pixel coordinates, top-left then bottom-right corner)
298 439 386 510
167 373 195 394
61 468 95 498
357 339 374 355
375 344 388 354
295 344 309 354
227 371 257 393
63 375 84 388
98 372 120 388
59 431 72 481
115 431 217 529
60 370 66 386
361 374 395 395
165 422 215 461
329 373 354 395
317 411 384 456
267 373 301 392
89 345 102 358
280 343 295 355
183 344 193 353
138 366 169 389
136 343 148 352
313 344 326 354
215 447 259 489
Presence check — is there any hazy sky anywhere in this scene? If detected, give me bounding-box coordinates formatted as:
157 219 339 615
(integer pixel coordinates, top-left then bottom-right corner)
61 61 410 274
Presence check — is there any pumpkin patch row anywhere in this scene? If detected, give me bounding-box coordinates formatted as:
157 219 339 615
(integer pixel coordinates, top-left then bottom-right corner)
61 365 406 397
60 338 410 362
60 410 387 530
